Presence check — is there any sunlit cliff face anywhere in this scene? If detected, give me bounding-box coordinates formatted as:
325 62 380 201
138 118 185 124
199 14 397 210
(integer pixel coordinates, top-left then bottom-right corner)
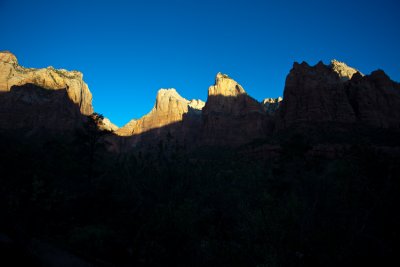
0 51 93 115
115 88 205 136
208 72 246 97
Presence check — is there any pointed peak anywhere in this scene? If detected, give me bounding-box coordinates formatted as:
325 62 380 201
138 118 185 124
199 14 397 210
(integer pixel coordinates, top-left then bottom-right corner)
216 72 230 79
330 59 363 81
154 88 189 112
369 69 391 82
210 73 246 97
292 61 311 70
215 72 233 85
316 60 325 67
0 51 18 64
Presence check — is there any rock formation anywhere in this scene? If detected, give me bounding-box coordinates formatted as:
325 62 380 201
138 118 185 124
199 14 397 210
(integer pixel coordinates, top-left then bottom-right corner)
276 60 400 131
114 89 204 149
0 51 93 134
204 72 262 115
2 51 399 149
0 51 93 115
330 59 361 81
201 73 268 145
262 97 282 114
276 60 358 129
117 88 204 137
98 117 119 132
345 70 400 128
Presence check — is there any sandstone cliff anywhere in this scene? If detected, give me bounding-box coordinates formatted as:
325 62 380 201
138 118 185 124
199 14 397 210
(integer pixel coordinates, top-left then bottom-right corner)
0 51 94 133
330 59 361 81
277 61 357 129
116 88 204 137
277 60 400 131
2 51 399 149
98 117 119 132
204 72 262 115
201 73 268 145
345 70 400 128
262 97 282 114
0 51 93 115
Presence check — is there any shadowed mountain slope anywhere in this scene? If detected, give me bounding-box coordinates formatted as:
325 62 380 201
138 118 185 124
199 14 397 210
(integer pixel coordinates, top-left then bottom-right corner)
276 60 400 130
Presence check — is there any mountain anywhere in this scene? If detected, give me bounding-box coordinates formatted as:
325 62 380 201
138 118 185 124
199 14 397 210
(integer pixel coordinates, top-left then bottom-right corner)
0 51 93 134
261 97 282 114
276 60 400 131
201 72 269 145
115 72 273 148
0 51 93 115
2 51 400 148
115 88 205 149
117 88 204 136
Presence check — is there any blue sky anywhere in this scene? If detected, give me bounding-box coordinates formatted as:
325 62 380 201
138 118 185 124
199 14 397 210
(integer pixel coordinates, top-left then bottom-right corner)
1 0 399 126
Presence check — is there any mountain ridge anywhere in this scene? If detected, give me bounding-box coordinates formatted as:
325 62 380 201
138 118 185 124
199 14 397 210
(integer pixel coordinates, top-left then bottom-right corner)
1 51 399 148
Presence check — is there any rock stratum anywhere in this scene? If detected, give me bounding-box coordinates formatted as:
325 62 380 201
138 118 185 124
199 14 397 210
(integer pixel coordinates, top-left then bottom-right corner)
1 51 399 148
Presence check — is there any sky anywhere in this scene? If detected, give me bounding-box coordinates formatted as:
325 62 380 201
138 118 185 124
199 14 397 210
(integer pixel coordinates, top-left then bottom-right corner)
1 0 399 126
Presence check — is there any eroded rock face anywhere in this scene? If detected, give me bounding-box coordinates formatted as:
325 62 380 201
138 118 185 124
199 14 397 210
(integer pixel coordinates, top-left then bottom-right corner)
98 117 119 132
277 61 356 129
188 99 205 114
262 97 282 115
345 70 400 128
330 59 362 81
201 73 268 145
208 72 246 96
116 88 204 137
204 73 262 115
0 51 95 134
0 51 93 115
277 60 400 130
3 51 398 150
0 83 85 133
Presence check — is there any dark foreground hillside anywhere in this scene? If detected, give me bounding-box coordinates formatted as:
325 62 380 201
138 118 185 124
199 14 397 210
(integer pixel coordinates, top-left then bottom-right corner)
1 122 399 267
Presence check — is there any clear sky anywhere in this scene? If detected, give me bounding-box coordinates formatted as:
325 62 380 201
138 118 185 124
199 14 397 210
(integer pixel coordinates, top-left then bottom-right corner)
1 0 399 126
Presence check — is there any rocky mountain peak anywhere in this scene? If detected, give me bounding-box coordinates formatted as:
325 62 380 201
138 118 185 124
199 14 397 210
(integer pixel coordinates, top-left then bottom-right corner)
209 72 246 97
155 88 189 111
153 88 191 114
278 59 400 130
369 69 391 83
201 72 266 145
262 97 282 114
330 59 362 81
0 51 18 64
292 60 362 83
116 88 205 137
0 52 93 115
